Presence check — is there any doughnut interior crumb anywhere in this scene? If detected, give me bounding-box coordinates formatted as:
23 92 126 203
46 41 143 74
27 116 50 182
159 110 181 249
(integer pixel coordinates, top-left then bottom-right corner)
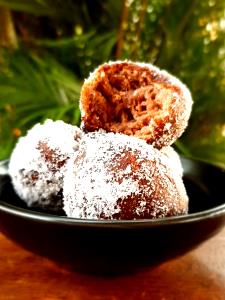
80 61 193 148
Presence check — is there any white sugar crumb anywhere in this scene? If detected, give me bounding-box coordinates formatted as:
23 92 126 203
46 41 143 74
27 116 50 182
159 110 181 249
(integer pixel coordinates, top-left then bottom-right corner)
135 200 147 215
164 123 172 131
9 119 82 208
63 131 189 220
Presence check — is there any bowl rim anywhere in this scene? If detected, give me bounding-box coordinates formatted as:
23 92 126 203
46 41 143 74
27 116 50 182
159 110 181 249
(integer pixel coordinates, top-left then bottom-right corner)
1 200 225 228
1 158 225 228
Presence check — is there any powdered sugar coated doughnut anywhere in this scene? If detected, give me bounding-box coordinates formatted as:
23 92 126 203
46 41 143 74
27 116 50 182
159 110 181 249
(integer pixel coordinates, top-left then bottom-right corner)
9 119 82 211
63 131 188 220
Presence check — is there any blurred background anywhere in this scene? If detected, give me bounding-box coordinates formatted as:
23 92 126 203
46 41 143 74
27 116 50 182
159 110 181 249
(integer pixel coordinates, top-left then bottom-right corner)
0 0 225 168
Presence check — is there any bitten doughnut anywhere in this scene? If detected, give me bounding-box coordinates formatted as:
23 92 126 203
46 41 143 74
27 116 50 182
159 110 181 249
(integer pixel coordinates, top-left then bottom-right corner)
80 61 193 149
9 119 82 211
63 131 188 220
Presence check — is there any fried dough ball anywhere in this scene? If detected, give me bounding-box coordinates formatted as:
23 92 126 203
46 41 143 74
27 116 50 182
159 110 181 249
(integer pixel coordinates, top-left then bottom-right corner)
9 119 82 211
80 61 193 149
63 131 188 220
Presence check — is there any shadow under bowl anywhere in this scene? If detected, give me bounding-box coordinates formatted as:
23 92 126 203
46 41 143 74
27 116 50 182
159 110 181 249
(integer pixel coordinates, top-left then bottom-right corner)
0 158 225 275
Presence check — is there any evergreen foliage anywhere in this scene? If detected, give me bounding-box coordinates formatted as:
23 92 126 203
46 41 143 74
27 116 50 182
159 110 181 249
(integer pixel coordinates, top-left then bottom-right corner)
0 0 225 168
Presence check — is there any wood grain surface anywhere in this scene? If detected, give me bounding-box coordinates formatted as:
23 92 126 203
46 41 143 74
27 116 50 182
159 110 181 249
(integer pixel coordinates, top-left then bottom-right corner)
0 227 225 300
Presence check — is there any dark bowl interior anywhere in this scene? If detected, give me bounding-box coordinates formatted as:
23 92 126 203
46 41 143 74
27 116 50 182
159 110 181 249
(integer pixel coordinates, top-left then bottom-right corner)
0 158 225 275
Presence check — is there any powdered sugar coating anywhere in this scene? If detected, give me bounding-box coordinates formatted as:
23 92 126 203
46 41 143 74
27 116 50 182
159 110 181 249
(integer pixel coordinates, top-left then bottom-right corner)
161 146 183 177
9 119 82 210
63 131 188 220
80 60 193 148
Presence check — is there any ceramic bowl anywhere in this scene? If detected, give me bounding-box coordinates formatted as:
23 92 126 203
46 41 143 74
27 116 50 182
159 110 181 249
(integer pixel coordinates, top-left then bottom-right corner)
0 158 225 274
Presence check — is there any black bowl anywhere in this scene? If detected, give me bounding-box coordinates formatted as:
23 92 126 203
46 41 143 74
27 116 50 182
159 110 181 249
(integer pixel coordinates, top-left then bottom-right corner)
0 158 225 275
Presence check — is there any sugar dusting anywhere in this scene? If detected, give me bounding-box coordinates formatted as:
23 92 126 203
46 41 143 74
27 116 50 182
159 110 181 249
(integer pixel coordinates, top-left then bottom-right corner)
9 119 82 208
161 146 183 177
63 131 188 220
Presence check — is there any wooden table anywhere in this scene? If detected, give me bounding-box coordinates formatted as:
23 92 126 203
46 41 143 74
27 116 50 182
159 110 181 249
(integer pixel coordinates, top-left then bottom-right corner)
0 228 225 300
